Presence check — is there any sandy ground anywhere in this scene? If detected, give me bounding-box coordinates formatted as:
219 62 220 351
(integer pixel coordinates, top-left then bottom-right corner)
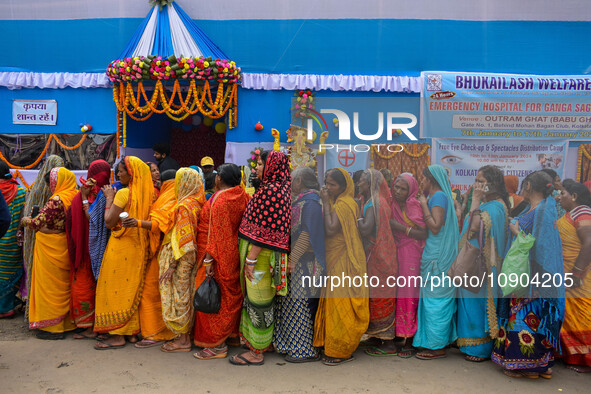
0 316 589 393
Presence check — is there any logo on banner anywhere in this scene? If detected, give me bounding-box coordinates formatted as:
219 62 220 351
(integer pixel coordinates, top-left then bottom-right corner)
426 74 442 91
338 150 356 167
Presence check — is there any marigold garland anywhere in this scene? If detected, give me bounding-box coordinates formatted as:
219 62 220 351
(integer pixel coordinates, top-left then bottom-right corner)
13 170 32 190
112 79 237 127
0 134 88 170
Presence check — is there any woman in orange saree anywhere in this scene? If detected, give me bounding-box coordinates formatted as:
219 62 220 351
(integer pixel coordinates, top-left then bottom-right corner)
193 164 250 359
66 159 111 339
94 156 153 349
558 180 591 373
314 168 369 365
22 167 78 340
134 169 178 348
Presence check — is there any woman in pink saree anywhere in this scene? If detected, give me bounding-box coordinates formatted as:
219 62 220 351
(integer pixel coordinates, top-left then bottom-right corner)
390 173 427 358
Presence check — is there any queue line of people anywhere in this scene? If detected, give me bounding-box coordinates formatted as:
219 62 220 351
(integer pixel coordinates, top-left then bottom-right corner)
0 151 589 375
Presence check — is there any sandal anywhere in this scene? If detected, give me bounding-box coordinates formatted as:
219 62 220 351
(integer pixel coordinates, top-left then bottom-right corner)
0 310 16 319
465 355 488 363
397 347 416 359
322 356 355 366
503 370 539 379
229 353 264 366
73 332 98 340
540 369 553 379
160 341 192 353
365 346 398 357
193 346 228 360
134 339 164 348
94 341 126 350
36 331 65 340
285 354 320 363
415 350 447 360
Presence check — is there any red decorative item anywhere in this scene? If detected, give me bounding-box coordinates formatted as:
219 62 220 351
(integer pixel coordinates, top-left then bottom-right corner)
255 122 263 131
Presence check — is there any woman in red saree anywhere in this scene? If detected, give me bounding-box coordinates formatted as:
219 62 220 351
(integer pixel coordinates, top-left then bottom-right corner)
193 164 250 359
357 169 398 356
66 159 111 339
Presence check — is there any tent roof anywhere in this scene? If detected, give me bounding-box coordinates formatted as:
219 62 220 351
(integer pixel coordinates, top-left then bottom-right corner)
116 1 229 60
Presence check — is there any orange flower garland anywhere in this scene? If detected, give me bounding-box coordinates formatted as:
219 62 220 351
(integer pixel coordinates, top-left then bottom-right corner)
0 134 88 170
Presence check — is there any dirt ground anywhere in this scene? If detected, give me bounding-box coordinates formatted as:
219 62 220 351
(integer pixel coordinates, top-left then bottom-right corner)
0 315 589 393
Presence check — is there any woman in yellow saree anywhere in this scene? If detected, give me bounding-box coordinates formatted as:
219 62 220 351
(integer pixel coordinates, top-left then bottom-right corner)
22 167 78 340
94 156 153 349
314 168 369 365
558 180 591 373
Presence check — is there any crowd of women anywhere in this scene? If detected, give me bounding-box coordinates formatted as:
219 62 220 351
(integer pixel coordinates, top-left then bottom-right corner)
0 150 589 376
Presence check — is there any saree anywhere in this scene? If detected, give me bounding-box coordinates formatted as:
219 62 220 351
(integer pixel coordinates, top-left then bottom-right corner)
138 178 176 341
274 189 326 359
159 168 205 334
22 154 64 318
313 168 369 359
493 197 565 372
457 200 507 358
94 157 153 334
238 151 291 353
0 182 26 314
391 173 425 338
27 167 78 332
413 165 459 350
193 185 250 348
65 159 111 328
558 206 591 367
363 169 397 340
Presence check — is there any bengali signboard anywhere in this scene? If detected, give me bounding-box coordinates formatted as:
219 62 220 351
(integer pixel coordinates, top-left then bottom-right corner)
432 138 567 192
421 71 591 140
13 99 57 125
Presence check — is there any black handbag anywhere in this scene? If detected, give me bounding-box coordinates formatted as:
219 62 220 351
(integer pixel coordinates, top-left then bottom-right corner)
447 214 486 293
193 276 221 313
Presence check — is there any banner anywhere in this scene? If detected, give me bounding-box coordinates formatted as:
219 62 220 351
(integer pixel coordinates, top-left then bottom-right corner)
432 138 567 192
421 71 591 140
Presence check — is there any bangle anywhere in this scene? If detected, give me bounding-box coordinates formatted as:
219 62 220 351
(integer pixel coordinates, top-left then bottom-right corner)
573 266 584 272
425 215 433 221
204 258 214 263
203 262 213 267
245 257 257 264
105 206 111 210
137 220 142 228
245 261 256 266
406 227 412 236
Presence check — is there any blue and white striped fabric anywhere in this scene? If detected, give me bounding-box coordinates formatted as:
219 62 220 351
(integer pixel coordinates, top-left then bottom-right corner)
117 3 228 60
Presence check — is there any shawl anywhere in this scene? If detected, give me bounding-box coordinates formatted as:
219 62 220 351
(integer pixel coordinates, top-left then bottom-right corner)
49 167 78 211
148 178 177 258
292 189 326 270
238 151 291 253
66 160 111 271
504 175 524 208
421 165 459 266
392 173 425 228
88 182 122 280
170 168 206 260
0 177 19 205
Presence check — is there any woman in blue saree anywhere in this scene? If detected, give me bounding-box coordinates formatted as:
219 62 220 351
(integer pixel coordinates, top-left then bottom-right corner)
457 166 509 361
414 165 459 359
492 171 565 379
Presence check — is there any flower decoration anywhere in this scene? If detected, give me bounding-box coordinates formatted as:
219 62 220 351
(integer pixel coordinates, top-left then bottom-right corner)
247 147 264 168
518 329 535 356
107 55 241 84
291 90 315 120
523 312 541 332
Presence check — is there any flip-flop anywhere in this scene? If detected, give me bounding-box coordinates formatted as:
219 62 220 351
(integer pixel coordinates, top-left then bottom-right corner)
193 347 228 360
285 354 320 363
503 370 539 379
94 341 126 350
397 348 416 359
464 355 489 363
134 339 163 348
415 351 447 360
322 356 355 366
160 342 192 353
229 353 264 366
365 346 398 357
73 332 98 340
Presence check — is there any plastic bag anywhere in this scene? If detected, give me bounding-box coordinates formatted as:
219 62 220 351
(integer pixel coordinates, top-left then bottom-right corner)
500 230 535 297
193 277 221 313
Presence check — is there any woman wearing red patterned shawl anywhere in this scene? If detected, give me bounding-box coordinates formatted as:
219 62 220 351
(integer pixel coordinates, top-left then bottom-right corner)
230 150 291 366
66 160 111 339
